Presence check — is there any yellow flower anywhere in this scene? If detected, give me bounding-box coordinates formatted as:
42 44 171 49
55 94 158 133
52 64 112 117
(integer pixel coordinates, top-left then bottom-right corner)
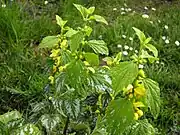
59 66 64 72
55 56 61 66
134 113 139 120
50 49 60 58
134 86 146 97
60 40 68 48
53 65 57 73
48 76 54 84
137 110 143 117
83 61 90 66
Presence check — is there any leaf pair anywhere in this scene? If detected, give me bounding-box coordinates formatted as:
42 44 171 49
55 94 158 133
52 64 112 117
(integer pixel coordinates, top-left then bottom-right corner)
133 27 158 63
74 3 108 25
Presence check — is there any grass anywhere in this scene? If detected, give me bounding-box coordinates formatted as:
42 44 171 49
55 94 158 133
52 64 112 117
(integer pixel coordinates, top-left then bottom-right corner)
0 0 179 134
0 2 57 113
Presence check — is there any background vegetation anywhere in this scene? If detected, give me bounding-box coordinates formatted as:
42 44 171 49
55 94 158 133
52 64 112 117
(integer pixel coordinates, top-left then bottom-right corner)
0 0 179 134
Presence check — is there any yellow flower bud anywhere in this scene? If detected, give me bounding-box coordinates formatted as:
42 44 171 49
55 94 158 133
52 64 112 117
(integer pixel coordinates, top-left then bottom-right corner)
134 113 139 120
50 49 60 58
84 61 90 66
129 93 133 98
137 110 143 117
60 39 68 48
59 66 64 72
48 76 54 84
56 56 61 66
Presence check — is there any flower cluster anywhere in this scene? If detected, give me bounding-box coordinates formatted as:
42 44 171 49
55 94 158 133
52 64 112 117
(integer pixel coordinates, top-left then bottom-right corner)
112 4 133 15
48 38 69 84
124 69 146 120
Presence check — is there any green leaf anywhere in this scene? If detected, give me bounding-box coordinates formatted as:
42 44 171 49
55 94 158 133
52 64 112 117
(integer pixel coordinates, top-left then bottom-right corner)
4 86 26 95
64 99 80 119
70 32 84 52
113 52 122 63
56 15 67 28
73 4 88 19
84 53 99 66
90 15 108 25
143 78 161 119
39 36 58 49
144 37 152 44
87 7 95 15
145 44 158 57
73 123 91 134
87 40 109 55
133 27 146 44
65 28 78 37
40 114 61 132
7 119 24 131
0 111 21 124
103 98 134 135
13 124 41 135
124 119 155 135
111 62 138 97
31 101 49 113
141 50 158 63
91 128 108 135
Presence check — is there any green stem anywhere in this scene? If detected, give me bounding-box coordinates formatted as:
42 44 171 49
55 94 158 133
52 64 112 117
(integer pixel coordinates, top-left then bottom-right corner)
63 116 69 135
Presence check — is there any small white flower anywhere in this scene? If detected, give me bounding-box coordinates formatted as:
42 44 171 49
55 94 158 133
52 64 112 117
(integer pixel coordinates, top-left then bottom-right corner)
139 64 144 69
164 25 168 29
162 36 166 40
129 47 133 51
144 6 148 10
44 1 48 5
165 39 170 44
151 8 156 11
122 35 126 39
135 50 138 53
121 12 126 15
117 44 122 48
124 3 127 7
149 21 153 24
156 61 160 64
124 45 129 50
142 14 149 19
128 8 132 12
129 37 133 41
2 4 6 8
123 51 128 56
113 8 117 11
158 20 161 23
121 7 125 11
175 41 180 46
